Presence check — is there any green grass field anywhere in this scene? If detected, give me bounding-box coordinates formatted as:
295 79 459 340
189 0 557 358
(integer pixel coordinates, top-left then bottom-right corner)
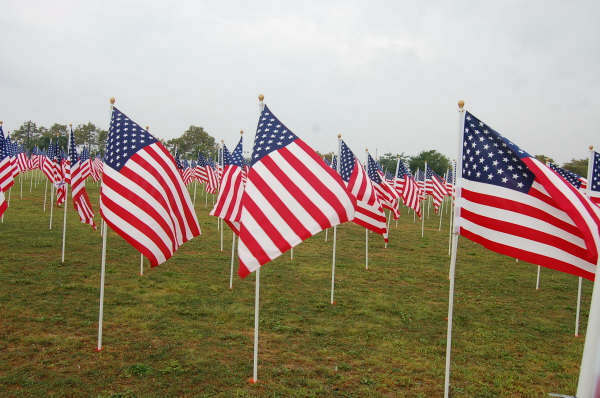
0 173 592 397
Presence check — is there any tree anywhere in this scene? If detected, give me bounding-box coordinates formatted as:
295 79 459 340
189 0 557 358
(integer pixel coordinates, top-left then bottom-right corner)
534 154 555 165
377 152 410 174
562 158 588 178
73 122 98 149
166 125 216 159
10 121 43 151
409 150 450 175
96 129 108 156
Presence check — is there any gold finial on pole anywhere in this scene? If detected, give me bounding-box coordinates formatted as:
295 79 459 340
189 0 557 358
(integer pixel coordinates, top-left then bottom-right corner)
258 94 264 102
590 145 594 151
0 121 3 126
145 126 149 131
337 133 342 139
110 97 115 105
69 123 72 128
458 100 465 109
240 130 244 135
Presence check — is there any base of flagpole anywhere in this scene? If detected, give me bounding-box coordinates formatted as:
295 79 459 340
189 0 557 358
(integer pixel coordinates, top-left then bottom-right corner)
330 301 336 305
247 378 258 384
95 347 103 352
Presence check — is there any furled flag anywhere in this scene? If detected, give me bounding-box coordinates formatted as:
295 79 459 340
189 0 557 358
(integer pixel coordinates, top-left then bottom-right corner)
0 124 14 193
445 163 455 197
195 152 209 184
394 160 421 218
237 104 356 277
5 135 19 180
182 160 193 186
100 106 201 266
458 111 600 280
68 130 96 228
52 143 67 206
339 139 388 241
41 141 55 183
590 150 600 207
367 154 400 219
0 189 6 218
426 167 448 213
79 147 92 181
205 159 219 194
210 136 245 234
16 145 29 174
90 156 103 182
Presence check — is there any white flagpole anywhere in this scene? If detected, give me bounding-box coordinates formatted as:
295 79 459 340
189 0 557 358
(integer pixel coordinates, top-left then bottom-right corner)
140 253 144 276
230 231 236 289
325 228 328 242
61 182 69 263
421 162 427 238
97 220 108 351
575 276 582 337
365 229 369 270
97 97 114 352
448 161 455 256
29 167 34 192
444 100 466 398
330 133 342 305
19 174 23 199
193 180 197 207
43 177 48 213
438 171 446 231
536 266 541 290
49 183 54 230
290 246 294 261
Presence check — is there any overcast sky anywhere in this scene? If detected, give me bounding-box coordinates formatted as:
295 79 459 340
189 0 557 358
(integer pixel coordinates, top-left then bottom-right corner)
1 1 599 164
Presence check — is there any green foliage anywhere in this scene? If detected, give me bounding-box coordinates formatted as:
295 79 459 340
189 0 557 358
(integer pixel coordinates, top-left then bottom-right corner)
562 158 588 178
166 125 216 159
409 150 450 175
378 152 410 174
534 154 555 165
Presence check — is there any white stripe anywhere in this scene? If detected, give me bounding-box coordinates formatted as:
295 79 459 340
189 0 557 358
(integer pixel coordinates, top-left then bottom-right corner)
238 206 281 270
460 217 596 274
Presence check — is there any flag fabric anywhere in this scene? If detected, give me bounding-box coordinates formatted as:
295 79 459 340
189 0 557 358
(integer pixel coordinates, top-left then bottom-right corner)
41 142 55 183
100 106 201 266
426 167 448 213
52 144 67 206
445 163 455 197
367 154 400 219
5 136 19 180
205 159 219 194
79 147 92 181
458 111 600 280
0 189 6 217
195 152 209 183
16 148 29 174
210 137 245 234
548 162 587 192
394 160 422 218
90 156 103 182
237 104 356 277
0 125 14 193
339 139 388 241
68 130 96 229
590 150 600 206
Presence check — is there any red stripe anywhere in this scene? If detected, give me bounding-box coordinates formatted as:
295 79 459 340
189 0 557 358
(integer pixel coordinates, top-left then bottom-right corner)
460 227 594 280
241 192 290 256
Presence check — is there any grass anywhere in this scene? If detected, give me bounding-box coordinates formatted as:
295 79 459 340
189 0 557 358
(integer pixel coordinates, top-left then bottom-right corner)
0 172 592 397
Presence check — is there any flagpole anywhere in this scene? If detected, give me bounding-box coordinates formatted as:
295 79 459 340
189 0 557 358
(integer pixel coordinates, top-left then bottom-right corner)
29 166 34 192
49 181 54 230
421 162 427 238
43 177 48 213
193 180 197 207
444 99 466 398
19 173 23 199
330 133 342 305
448 161 455 256
535 266 541 290
575 276 582 337
230 231 236 289
61 125 72 264
140 253 144 276
577 144 600 397
97 97 114 352
365 148 371 269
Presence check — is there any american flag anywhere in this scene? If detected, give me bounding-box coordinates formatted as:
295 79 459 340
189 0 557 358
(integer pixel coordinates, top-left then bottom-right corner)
589 150 600 207
100 106 201 266
194 152 209 184
16 146 29 174
548 163 587 191
5 136 19 181
367 154 400 219
210 136 245 234
205 158 219 194
426 167 448 213
459 111 600 280
52 143 67 206
339 139 387 241
90 156 103 182
68 130 96 229
79 147 92 181
0 125 14 193
41 141 55 183
394 159 421 218
0 188 6 218
182 159 193 186
237 104 355 277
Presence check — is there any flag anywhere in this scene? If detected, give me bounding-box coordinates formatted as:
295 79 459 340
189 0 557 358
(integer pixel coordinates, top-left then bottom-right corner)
548 162 587 192
394 160 421 218
590 150 600 207
0 125 14 193
41 142 55 183
458 111 600 280
339 139 388 241
68 130 96 229
52 143 67 206
367 154 400 219
205 159 219 194
237 104 355 277
194 152 209 183
426 167 448 213
210 136 245 234
90 156 103 182
100 106 201 266
79 147 92 181
0 189 6 218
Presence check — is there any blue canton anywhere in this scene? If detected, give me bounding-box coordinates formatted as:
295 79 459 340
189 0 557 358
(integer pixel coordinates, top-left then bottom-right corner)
592 151 600 192
221 145 232 167
462 111 534 193
339 140 356 183
367 154 382 184
251 105 298 166
396 161 412 179
230 138 245 168
69 129 78 165
548 163 583 189
105 107 157 171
